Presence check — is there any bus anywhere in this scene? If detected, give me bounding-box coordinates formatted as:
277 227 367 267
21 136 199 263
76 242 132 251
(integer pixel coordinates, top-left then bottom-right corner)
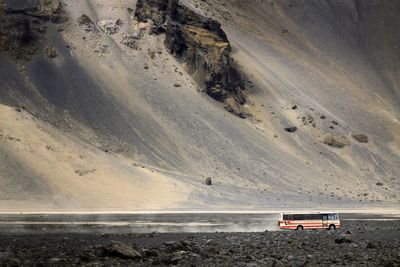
278 212 340 230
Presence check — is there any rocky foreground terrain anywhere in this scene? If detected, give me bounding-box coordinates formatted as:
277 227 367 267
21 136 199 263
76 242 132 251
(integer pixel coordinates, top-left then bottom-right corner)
0 220 399 266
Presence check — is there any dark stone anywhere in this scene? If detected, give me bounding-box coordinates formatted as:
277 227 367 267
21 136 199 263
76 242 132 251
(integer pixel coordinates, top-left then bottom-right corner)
334 235 352 244
102 241 143 259
205 177 212 185
351 133 369 143
284 127 297 133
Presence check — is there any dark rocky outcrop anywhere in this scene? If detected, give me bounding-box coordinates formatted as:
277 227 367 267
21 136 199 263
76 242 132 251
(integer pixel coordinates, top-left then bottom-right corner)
0 0 67 60
134 0 247 118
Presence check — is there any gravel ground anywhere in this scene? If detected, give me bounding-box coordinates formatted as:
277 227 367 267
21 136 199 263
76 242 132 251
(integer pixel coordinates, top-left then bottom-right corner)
0 220 399 266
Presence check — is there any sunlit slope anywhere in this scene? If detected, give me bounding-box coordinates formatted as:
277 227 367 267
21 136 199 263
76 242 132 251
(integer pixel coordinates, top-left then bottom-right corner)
0 0 399 210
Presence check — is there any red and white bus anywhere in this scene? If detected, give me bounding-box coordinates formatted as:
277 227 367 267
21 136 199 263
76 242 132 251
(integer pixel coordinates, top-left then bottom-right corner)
278 212 340 230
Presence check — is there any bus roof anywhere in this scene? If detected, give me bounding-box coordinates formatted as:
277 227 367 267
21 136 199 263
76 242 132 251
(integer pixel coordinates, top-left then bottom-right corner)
281 211 338 214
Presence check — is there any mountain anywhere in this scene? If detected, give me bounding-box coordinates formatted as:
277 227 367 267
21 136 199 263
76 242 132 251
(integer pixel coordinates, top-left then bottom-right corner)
0 0 399 211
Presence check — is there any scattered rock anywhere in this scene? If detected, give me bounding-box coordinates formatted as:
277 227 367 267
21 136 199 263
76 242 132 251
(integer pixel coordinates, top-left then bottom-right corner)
224 97 249 118
323 133 350 148
376 182 384 186
78 14 96 32
174 83 181 87
165 255 183 265
98 19 120 35
44 43 57 58
274 260 286 267
205 177 212 185
284 126 297 133
334 235 353 244
302 115 314 125
74 169 96 176
351 133 369 143
102 241 143 259
121 32 142 49
291 105 297 110
345 229 352 235
94 43 109 54
366 242 377 249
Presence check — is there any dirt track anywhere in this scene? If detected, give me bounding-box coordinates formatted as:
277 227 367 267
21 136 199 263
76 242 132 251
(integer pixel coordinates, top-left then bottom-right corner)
0 217 399 266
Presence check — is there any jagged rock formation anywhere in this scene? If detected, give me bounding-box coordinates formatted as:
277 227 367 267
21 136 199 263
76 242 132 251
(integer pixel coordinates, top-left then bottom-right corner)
0 0 66 60
135 0 247 118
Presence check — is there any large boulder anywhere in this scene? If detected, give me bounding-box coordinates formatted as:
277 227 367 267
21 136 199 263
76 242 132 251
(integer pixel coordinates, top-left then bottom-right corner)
102 241 143 259
334 234 353 244
351 133 369 143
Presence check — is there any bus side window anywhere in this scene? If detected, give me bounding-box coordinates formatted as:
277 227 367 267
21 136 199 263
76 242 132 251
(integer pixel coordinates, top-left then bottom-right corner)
293 214 305 220
312 214 321 220
328 214 337 220
322 215 328 221
306 214 315 220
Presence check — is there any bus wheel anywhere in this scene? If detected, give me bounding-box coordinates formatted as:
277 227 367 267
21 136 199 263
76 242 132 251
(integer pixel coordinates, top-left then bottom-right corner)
329 224 336 230
297 225 303 230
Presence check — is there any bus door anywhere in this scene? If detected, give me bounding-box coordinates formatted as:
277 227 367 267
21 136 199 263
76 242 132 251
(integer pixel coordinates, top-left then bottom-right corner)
322 214 329 229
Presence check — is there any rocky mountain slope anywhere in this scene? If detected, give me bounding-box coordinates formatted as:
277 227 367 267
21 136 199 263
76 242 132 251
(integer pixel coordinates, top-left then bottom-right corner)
0 0 399 211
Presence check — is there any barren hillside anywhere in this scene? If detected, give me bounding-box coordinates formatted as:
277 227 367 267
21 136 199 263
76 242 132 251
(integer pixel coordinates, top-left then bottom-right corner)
0 0 399 211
